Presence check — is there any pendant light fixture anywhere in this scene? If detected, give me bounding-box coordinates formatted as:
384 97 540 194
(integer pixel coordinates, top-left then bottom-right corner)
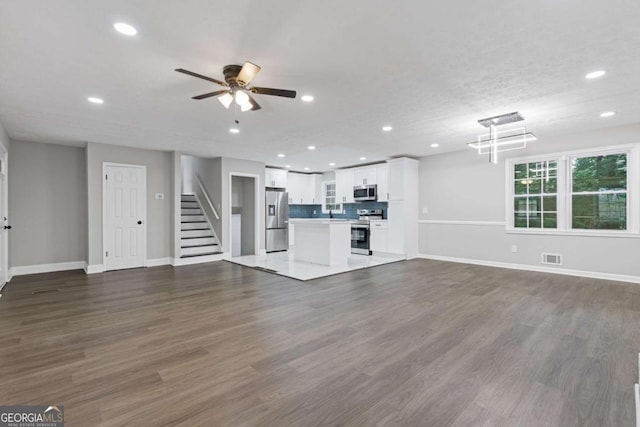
467 112 537 164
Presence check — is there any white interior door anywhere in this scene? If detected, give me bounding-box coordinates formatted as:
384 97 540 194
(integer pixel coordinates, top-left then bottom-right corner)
104 164 146 271
0 152 8 288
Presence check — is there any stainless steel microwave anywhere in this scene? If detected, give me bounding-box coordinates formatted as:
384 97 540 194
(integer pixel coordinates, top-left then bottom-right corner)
353 184 377 202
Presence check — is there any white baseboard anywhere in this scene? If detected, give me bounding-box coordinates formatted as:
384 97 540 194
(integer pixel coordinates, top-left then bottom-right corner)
417 254 640 284
171 252 228 267
258 249 267 256
12 261 85 277
145 258 171 267
84 263 105 274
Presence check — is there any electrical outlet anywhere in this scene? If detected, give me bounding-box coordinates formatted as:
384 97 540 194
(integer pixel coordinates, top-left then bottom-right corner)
422 207 428 214
511 245 517 253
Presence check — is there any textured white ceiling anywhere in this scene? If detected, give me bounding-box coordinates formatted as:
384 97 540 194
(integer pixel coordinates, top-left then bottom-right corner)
1 0 639 172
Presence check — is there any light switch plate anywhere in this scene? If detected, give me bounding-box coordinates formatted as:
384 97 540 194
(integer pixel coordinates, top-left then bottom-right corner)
422 207 428 214
155 193 164 200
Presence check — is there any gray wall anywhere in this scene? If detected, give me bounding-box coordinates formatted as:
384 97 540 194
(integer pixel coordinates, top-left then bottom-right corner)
0 120 8 152
86 142 172 265
419 123 640 277
9 140 87 266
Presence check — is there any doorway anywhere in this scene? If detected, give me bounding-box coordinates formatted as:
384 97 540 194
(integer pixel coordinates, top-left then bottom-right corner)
103 163 147 271
229 174 258 257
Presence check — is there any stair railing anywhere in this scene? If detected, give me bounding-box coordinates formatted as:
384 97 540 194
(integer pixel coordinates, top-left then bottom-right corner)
191 172 222 253
194 172 219 220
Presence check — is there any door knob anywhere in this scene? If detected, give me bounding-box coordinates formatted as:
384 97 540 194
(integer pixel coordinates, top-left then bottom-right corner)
137 221 142 225
3 225 11 230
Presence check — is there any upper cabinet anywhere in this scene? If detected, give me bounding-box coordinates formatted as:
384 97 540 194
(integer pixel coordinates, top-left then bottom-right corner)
265 168 287 188
337 163 391 203
387 157 418 201
287 172 322 204
354 167 377 186
335 169 355 204
376 165 389 202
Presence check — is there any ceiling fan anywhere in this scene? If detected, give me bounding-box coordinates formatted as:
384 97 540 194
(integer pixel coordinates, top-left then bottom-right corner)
175 62 296 112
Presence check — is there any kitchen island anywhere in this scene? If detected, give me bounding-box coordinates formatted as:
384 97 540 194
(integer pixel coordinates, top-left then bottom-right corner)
288 219 351 266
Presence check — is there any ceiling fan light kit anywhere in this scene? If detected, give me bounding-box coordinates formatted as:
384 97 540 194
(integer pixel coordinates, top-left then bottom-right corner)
468 111 537 164
176 61 296 113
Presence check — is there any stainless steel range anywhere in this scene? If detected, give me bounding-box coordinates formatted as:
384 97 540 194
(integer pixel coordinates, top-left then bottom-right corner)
351 209 383 255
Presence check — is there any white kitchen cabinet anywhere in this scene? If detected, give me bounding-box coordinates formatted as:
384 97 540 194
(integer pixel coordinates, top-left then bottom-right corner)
287 172 304 204
309 174 322 204
370 220 388 253
376 165 389 202
265 168 287 188
335 170 354 204
354 167 377 186
287 173 322 204
387 160 405 201
386 202 405 255
384 158 418 258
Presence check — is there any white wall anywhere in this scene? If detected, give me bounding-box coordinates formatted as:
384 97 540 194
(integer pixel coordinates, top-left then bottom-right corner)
9 140 87 267
419 123 640 280
86 142 172 266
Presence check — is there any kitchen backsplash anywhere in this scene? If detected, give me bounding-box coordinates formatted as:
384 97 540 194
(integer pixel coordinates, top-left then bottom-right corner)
289 202 389 220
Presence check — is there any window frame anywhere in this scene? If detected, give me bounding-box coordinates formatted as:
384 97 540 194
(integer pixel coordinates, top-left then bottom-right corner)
505 144 639 237
321 180 341 214
511 159 561 230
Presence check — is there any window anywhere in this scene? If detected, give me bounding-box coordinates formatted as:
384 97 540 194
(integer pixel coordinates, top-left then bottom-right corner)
322 181 341 213
507 146 636 235
513 160 557 229
571 153 627 230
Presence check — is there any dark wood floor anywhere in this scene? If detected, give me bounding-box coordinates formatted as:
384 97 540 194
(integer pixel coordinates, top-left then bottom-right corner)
0 259 638 426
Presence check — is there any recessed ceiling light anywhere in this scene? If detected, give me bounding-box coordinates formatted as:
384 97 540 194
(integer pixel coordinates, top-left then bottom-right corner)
382 126 393 132
277 153 285 158
229 128 240 134
360 157 367 161
307 145 316 150
304 167 310 171
431 143 439 148
329 162 336 166
87 97 104 104
113 22 138 36
600 111 616 118
585 70 606 80
285 165 291 168
301 95 314 102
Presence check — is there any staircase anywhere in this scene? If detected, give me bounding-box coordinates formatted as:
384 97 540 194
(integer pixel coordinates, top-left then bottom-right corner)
180 194 222 258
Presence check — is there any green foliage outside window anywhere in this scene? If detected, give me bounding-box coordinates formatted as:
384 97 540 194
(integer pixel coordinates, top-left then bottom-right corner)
571 154 627 230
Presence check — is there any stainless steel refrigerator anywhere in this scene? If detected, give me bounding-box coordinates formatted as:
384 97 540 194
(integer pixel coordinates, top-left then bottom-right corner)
266 189 289 252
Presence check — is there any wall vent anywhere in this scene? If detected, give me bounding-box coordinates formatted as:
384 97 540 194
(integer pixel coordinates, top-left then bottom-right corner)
541 253 562 265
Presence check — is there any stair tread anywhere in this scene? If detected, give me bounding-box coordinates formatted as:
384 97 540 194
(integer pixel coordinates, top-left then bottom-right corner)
181 243 219 248
180 252 223 258
181 221 207 223
182 236 213 239
181 228 210 231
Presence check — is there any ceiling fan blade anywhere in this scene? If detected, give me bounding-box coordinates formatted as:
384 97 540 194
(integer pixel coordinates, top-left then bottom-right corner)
192 90 228 100
175 68 228 87
236 62 261 87
250 87 297 98
247 94 261 111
